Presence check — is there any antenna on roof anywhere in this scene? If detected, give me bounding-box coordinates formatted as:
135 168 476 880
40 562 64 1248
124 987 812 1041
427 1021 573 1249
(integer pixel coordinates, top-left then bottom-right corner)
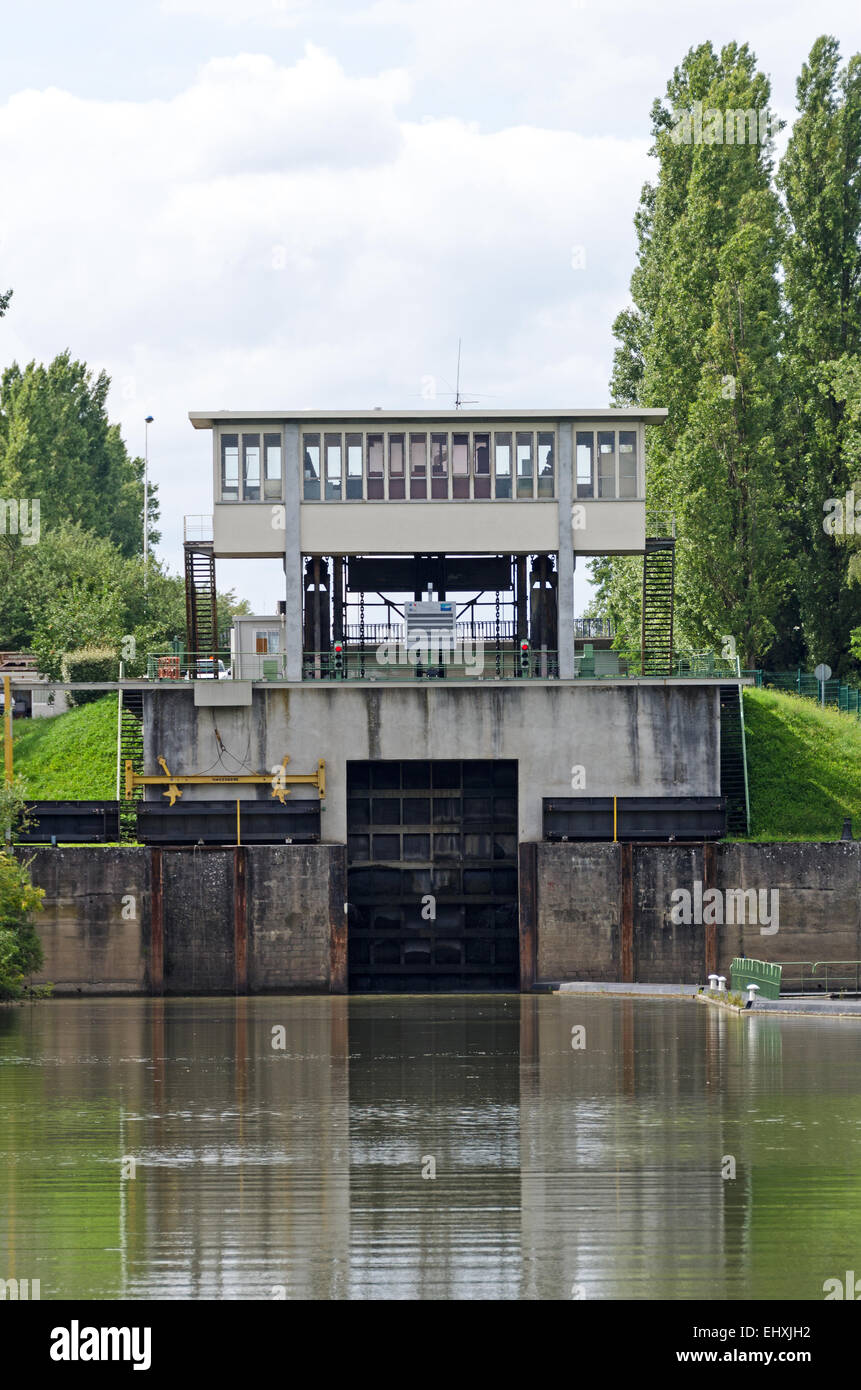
454 338 478 410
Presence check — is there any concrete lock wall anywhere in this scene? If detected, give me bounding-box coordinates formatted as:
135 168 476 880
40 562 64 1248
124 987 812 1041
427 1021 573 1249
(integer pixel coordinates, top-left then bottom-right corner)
19 840 861 995
23 845 343 995
143 683 721 842
535 842 861 984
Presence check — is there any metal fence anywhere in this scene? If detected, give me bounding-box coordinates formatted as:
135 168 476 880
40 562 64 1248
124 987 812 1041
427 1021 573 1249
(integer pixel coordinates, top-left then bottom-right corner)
753 669 861 717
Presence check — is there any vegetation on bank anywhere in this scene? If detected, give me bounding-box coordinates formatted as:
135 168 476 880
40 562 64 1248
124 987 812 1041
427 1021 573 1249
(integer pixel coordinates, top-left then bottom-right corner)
0 851 44 998
744 687 861 840
6 684 861 847
11 695 118 799
0 781 45 998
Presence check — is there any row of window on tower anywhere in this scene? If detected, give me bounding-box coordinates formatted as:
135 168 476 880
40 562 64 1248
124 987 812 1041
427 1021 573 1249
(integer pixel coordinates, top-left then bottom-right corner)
218 426 640 503
302 429 556 501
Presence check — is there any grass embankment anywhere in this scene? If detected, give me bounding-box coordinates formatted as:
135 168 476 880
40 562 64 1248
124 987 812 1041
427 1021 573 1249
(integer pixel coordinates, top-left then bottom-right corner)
12 695 118 799
744 687 861 840
8 686 861 842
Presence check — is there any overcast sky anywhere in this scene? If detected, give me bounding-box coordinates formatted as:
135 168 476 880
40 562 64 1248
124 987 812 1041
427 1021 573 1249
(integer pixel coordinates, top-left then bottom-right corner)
2 0 859 613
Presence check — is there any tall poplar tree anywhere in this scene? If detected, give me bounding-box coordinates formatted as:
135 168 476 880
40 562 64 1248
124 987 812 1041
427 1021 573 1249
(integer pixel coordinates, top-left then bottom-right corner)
777 37 861 672
602 42 787 666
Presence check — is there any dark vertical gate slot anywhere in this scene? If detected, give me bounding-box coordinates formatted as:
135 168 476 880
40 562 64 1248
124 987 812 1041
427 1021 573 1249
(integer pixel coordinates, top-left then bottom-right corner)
347 759 519 992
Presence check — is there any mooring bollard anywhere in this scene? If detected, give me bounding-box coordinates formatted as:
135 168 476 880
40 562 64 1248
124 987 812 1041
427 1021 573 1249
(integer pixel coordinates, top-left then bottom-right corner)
708 973 719 991
717 975 727 993
746 983 760 1007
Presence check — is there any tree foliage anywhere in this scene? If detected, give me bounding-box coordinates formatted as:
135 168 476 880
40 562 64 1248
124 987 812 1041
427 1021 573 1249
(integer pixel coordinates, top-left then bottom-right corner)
600 35 861 672
0 351 155 559
0 851 44 1000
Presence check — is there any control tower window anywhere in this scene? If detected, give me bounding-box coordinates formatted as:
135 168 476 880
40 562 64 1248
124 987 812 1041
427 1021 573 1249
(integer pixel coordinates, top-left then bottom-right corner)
367 434 384 500
516 432 533 498
325 433 342 501
264 433 282 500
494 432 512 499
576 431 594 498
452 433 469 499
389 433 405 499
431 433 448 499
303 434 321 500
537 431 554 497
598 431 616 499
346 432 363 500
410 433 427 500
221 433 239 501
474 433 491 498
242 434 261 501
619 431 637 498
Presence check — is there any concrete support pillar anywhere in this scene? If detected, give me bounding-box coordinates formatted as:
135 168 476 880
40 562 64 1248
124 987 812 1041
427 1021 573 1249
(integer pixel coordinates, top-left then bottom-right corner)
284 422 303 681
556 421 575 678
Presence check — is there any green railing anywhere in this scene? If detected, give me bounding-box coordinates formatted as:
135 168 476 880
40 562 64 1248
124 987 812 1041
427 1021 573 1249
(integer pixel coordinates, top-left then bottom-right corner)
730 957 782 1000
760 669 861 715
145 651 231 680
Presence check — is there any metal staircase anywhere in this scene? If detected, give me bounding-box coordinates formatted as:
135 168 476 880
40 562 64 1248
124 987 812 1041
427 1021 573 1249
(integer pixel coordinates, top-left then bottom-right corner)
184 541 218 671
719 684 750 835
118 689 144 841
640 537 675 676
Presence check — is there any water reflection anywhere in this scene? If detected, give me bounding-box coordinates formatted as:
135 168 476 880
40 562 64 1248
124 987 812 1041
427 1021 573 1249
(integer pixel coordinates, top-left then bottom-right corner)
1 995 860 1299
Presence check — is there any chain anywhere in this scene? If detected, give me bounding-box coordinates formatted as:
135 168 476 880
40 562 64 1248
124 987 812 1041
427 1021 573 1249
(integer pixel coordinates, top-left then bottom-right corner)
495 590 501 675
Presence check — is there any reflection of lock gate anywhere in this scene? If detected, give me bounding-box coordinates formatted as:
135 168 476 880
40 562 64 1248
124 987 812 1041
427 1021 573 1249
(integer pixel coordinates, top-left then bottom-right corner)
125 755 325 807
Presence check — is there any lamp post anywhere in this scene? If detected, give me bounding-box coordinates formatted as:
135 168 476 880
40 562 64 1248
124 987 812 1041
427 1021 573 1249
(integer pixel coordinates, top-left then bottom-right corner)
144 415 154 591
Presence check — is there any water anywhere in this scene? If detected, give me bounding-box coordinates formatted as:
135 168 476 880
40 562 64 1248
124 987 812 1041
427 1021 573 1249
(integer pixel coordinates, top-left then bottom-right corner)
1 994 860 1300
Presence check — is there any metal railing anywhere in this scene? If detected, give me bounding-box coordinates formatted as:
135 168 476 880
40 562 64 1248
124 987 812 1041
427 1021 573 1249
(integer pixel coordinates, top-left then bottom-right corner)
760 669 861 715
302 648 561 681
774 961 861 995
183 514 214 544
146 651 230 681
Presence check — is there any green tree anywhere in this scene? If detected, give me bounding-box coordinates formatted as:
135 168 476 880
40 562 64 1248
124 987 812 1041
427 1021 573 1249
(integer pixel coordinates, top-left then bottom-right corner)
602 42 788 664
0 850 44 999
0 287 11 317
777 37 861 672
0 351 156 559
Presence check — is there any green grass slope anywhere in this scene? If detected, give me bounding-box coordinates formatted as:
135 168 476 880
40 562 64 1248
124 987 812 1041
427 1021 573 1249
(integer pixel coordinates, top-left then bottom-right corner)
744 687 861 840
8 685 861 842
12 696 118 799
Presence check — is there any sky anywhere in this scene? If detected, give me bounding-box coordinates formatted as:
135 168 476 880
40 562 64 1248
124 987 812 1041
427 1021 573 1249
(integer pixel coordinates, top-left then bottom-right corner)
1 0 860 613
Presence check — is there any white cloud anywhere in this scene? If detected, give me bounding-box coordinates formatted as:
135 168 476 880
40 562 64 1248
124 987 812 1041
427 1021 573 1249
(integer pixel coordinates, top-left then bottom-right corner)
1 43 651 607
160 0 310 25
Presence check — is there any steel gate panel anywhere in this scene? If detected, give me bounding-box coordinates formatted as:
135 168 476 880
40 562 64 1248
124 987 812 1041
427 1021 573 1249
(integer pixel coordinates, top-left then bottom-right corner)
347 760 519 991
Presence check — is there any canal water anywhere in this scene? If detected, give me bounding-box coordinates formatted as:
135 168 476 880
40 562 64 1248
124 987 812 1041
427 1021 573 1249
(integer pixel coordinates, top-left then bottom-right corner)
1 995 859 1300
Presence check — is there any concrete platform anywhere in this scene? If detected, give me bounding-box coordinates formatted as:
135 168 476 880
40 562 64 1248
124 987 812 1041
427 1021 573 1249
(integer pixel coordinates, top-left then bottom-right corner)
554 981 696 996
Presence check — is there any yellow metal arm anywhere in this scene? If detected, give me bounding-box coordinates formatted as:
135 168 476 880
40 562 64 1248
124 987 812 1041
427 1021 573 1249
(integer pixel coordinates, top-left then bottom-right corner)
125 756 326 806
